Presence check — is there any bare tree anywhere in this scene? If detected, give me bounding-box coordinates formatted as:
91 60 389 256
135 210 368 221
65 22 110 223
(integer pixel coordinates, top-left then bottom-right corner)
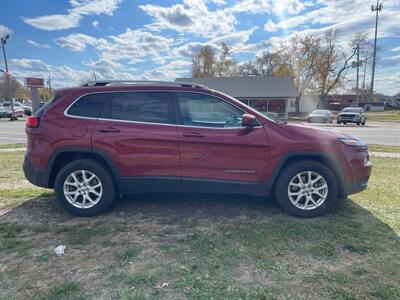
314 30 371 106
237 61 259 76
276 34 322 113
216 43 237 77
254 52 277 76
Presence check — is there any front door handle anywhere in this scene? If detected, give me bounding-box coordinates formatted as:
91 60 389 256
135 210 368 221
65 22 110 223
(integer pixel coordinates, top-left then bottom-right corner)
183 132 204 138
98 126 121 133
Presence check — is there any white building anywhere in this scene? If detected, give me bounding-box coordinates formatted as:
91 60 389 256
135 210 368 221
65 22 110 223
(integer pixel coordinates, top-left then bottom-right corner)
288 95 320 115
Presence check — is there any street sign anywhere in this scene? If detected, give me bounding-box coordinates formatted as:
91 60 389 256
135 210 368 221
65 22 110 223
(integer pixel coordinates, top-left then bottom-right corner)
25 77 44 113
25 77 44 88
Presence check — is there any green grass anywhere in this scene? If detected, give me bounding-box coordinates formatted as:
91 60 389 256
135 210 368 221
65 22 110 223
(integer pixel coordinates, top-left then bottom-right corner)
0 143 26 149
0 150 51 208
0 152 399 299
366 110 400 122
0 151 27 184
368 144 400 153
114 246 142 264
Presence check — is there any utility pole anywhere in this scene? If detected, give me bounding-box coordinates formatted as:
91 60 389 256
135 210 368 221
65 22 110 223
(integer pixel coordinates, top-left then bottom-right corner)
362 53 368 102
370 0 383 101
93 71 97 81
353 44 360 107
48 76 52 100
1 34 16 120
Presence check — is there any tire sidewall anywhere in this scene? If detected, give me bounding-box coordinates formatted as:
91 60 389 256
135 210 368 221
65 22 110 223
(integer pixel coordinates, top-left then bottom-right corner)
274 160 338 218
54 159 116 217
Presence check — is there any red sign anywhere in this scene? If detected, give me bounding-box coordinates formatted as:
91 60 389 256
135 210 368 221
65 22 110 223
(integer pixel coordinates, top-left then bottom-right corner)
25 77 44 88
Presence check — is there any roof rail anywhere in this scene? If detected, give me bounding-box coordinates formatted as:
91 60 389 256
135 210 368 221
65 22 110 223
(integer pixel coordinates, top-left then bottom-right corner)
80 80 209 89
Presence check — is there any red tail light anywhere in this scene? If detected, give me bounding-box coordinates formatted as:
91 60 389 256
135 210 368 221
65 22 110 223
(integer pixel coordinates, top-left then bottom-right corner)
26 116 40 128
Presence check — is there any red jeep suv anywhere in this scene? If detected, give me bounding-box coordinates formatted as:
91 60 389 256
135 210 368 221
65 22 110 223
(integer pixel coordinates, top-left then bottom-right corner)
23 81 372 217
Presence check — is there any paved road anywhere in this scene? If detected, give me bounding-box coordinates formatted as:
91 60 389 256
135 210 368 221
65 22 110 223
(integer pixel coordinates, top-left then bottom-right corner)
0 120 27 144
0 119 399 146
305 121 400 146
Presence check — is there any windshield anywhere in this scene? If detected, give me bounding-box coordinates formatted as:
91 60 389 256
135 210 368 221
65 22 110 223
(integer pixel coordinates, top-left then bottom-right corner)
343 107 362 113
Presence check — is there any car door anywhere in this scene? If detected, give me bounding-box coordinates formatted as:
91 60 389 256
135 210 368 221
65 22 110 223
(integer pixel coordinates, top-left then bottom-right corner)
175 92 270 182
92 91 180 178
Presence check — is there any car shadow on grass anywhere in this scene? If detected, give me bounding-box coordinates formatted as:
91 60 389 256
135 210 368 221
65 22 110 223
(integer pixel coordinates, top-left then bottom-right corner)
0 191 394 224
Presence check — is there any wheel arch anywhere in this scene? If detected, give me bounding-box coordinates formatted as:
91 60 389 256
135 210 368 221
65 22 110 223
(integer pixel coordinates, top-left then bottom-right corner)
270 152 346 198
48 147 120 193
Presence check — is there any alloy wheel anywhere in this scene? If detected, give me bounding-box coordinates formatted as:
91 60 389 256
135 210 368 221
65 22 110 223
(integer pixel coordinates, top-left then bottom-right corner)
63 170 103 209
287 171 328 210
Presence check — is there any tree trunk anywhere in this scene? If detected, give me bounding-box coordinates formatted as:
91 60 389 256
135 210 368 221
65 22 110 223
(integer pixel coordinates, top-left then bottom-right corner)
295 96 300 114
318 93 326 108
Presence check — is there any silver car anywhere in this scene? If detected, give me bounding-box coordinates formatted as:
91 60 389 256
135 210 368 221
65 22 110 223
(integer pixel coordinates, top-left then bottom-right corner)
307 109 333 123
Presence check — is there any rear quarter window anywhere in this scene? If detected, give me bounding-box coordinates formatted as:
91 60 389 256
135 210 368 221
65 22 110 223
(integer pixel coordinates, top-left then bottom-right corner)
67 93 111 118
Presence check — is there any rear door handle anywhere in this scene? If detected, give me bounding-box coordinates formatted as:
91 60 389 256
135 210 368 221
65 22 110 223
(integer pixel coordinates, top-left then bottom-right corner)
98 126 120 133
183 132 204 138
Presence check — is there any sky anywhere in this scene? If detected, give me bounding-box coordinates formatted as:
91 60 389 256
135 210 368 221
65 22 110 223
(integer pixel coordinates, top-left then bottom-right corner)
0 0 399 95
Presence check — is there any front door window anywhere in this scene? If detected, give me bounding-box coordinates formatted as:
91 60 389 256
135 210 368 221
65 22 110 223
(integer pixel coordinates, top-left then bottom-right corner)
177 93 243 128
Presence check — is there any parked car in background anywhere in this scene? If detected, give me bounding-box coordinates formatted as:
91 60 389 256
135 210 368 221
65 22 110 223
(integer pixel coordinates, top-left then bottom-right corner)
307 109 333 123
2 101 32 116
24 80 371 218
0 105 24 118
16 102 32 116
337 107 366 125
0 106 8 118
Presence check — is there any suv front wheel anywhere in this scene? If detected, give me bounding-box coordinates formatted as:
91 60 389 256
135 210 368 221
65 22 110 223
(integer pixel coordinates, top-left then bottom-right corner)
54 159 116 217
274 160 338 218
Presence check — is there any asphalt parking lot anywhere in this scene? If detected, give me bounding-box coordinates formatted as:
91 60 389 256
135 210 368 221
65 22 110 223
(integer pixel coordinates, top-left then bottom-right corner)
0 119 399 146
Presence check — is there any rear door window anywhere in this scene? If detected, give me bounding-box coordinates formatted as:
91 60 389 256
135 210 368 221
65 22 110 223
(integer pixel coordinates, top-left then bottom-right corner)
107 92 175 124
67 93 111 118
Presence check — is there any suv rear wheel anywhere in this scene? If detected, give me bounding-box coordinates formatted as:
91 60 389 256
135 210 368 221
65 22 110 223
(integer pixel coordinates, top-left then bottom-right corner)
54 159 116 216
274 160 338 218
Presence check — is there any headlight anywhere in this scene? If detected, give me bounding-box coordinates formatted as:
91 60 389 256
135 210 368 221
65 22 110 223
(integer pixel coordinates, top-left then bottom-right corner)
339 138 367 147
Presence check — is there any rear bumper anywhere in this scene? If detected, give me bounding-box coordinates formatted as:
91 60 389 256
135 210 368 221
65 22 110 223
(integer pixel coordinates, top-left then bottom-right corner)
23 154 51 188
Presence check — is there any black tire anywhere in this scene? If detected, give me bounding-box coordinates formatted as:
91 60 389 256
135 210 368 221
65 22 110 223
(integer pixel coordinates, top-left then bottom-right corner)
54 159 116 217
343 122 347 125
357 122 360 126
274 160 338 218
362 120 366 126
337 121 341 124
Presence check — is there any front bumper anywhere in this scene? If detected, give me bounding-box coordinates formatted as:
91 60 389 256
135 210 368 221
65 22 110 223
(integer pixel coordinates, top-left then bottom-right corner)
308 117 329 123
341 155 372 197
338 116 360 122
23 154 51 188
343 175 370 196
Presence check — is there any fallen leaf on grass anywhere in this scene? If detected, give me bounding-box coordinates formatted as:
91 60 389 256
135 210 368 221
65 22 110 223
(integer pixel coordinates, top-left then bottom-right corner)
156 282 169 289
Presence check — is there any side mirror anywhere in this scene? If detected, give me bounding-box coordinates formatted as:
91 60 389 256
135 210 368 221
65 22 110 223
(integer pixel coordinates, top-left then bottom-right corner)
241 114 258 127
